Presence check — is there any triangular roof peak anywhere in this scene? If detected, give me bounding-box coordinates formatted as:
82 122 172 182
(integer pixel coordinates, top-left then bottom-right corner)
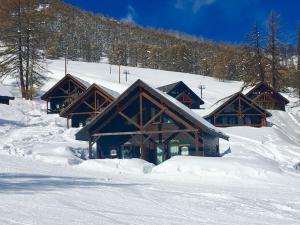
245 81 289 104
203 91 272 118
41 74 90 100
157 81 204 104
59 83 117 118
76 79 229 141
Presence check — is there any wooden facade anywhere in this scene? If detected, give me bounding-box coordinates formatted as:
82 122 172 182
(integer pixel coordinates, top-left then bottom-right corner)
41 74 90 114
204 92 272 127
76 80 228 164
158 81 204 109
245 82 289 111
59 84 117 128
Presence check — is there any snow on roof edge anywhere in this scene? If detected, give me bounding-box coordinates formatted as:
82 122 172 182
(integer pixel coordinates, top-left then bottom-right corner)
0 83 14 98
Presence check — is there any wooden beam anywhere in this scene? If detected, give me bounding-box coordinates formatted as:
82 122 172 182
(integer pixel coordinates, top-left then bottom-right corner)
142 134 153 144
95 89 114 102
88 138 93 159
140 136 146 160
83 100 95 111
48 96 68 99
94 91 97 113
92 129 198 137
140 93 143 127
118 111 141 129
69 111 99 116
163 132 179 144
59 87 68 94
141 92 194 129
195 131 199 153
142 107 166 130
240 97 265 114
96 99 109 111
94 94 140 134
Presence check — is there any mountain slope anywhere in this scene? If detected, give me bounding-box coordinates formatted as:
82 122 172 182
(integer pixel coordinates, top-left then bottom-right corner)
0 59 300 225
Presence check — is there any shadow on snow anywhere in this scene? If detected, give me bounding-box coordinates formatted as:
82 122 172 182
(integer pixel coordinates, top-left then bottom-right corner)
0 173 149 194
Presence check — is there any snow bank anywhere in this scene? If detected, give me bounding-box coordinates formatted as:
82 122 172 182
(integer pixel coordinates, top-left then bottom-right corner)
75 158 154 174
152 156 283 181
0 104 25 124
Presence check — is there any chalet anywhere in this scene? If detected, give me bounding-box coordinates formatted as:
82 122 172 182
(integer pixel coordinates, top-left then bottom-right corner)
245 81 289 111
204 92 272 127
0 83 14 105
158 81 204 109
59 83 119 128
41 74 90 113
76 79 229 164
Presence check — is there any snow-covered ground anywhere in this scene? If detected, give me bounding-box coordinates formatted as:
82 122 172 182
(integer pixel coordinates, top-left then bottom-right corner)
0 59 300 225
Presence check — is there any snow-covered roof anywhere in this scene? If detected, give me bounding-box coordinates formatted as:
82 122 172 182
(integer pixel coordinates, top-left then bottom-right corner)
243 81 290 104
0 83 14 98
157 81 204 103
71 74 91 89
76 79 229 141
41 74 91 100
199 94 235 117
153 84 228 139
200 91 272 118
99 84 120 99
158 81 181 93
60 83 119 117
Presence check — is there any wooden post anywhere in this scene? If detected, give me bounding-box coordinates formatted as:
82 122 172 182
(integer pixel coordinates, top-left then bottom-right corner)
88 138 93 159
139 94 143 127
262 113 267 127
94 91 97 113
140 135 146 160
194 131 199 154
67 116 70 129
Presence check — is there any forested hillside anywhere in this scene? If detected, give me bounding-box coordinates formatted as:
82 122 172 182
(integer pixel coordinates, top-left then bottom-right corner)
1 0 299 96
44 1 300 90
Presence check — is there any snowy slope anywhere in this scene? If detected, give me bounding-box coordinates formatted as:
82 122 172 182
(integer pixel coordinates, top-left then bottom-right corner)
0 59 300 225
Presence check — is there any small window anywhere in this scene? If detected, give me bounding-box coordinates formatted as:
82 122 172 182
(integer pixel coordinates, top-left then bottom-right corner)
110 149 117 157
181 146 189 156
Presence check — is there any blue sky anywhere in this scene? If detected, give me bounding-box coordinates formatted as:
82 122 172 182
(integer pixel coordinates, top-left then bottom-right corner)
64 0 299 44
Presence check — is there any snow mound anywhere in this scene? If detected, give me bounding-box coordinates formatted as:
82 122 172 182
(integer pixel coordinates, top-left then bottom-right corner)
75 158 154 174
152 156 283 180
0 104 25 124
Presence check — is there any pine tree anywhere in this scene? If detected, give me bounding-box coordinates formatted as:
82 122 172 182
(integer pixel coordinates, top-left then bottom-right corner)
246 22 266 82
0 0 48 99
267 11 281 90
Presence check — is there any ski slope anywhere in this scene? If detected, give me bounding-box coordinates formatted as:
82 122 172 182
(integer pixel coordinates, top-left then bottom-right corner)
0 59 300 225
